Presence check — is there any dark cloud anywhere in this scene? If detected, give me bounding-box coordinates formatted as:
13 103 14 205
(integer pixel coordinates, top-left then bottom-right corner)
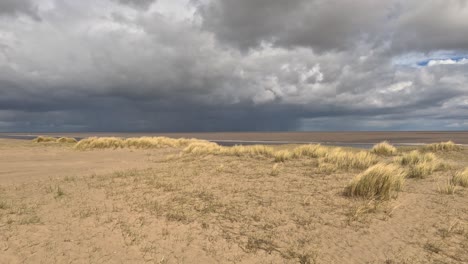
0 0 40 20
114 0 156 9
0 0 467 132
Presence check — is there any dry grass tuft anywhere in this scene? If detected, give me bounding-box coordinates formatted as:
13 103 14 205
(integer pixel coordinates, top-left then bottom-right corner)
184 142 275 158
291 144 329 159
453 168 468 187
57 137 78 144
182 141 222 155
438 180 457 195
33 136 77 144
398 151 440 178
74 136 205 150
32 136 57 143
322 149 378 170
423 141 462 152
344 163 405 200
223 145 274 157
74 137 124 149
371 141 397 156
273 150 293 162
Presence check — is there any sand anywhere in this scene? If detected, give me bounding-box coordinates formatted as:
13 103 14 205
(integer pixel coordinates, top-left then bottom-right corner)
0 139 467 263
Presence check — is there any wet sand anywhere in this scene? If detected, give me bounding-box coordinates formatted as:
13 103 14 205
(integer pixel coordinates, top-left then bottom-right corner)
1 131 467 144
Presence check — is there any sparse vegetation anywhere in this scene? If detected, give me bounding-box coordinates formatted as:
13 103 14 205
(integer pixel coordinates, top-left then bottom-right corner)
398 150 440 178
422 141 462 152
453 168 468 187
2 137 468 263
74 136 206 150
344 163 405 200
438 180 457 195
371 141 397 156
322 149 378 170
33 136 77 144
32 136 58 143
57 137 78 143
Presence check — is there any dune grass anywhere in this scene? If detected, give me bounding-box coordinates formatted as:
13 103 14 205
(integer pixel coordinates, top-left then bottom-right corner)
438 180 457 195
33 136 77 144
371 141 397 156
74 137 205 150
397 150 440 178
344 163 405 200
321 149 378 170
57 137 78 144
453 168 468 187
32 136 58 143
422 141 462 152
291 144 329 159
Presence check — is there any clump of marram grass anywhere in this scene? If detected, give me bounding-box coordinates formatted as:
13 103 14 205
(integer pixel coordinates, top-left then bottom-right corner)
74 136 206 150
184 142 275 158
32 136 58 143
399 150 437 165
422 141 462 152
371 141 397 156
453 168 468 187
438 180 457 195
183 142 222 155
273 150 293 162
74 137 125 150
397 150 441 178
322 149 379 170
221 145 274 158
57 137 78 144
344 163 405 200
291 144 328 159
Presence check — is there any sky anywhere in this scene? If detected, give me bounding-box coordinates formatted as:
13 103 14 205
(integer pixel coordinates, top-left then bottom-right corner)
0 0 467 132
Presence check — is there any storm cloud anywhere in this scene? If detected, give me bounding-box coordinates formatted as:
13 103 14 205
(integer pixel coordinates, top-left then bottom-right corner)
0 0 467 132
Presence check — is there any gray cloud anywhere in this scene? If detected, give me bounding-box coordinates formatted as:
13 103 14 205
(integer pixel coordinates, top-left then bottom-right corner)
0 0 39 20
0 0 467 132
114 0 156 9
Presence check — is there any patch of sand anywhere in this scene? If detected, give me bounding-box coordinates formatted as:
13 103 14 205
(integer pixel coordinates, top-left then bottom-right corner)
0 139 467 263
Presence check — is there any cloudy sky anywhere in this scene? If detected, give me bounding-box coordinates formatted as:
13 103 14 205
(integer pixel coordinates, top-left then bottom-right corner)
0 0 467 132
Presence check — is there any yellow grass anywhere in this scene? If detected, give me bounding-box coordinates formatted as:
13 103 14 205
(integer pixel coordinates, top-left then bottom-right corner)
74 136 205 150
273 150 293 162
344 163 405 200
423 141 462 152
438 180 457 195
371 141 397 156
398 150 440 178
57 137 78 144
453 168 468 187
33 136 77 144
291 144 329 158
399 150 436 165
32 136 57 143
322 149 378 170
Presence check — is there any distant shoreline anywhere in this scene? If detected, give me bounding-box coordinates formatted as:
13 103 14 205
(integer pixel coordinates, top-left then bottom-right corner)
1 131 467 148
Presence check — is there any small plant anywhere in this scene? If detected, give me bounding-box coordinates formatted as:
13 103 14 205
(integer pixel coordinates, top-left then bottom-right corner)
398 151 440 178
344 163 405 200
0 200 8 209
32 136 57 143
57 137 78 144
273 150 292 162
423 141 462 152
371 141 397 156
291 144 328 159
438 180 457 195
270 163 280 176
453 168 468 187
323 149 378 170
55 186 65 198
